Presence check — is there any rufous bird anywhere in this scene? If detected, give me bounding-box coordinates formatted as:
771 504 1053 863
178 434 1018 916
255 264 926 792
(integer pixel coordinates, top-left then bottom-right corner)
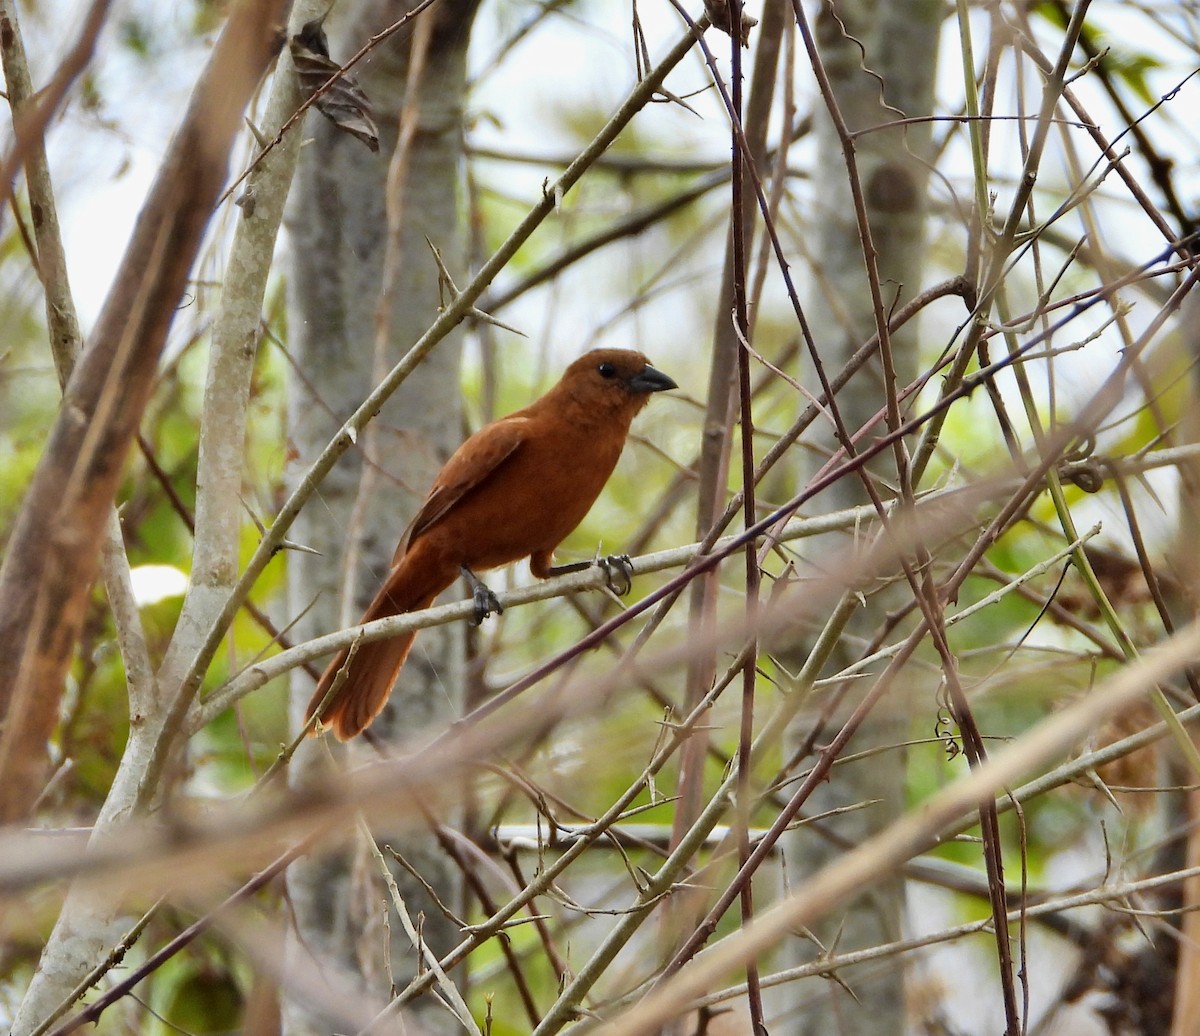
306 348 677 739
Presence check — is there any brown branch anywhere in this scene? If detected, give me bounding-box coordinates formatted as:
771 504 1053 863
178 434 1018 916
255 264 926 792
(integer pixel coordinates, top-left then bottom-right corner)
0 0 112 216
0 0 289 823
727 0 766 1026
660 1 784 987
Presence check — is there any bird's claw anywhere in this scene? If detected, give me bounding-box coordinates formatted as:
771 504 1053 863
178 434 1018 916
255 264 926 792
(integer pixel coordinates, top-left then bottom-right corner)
598 554 634 597
461 566 503 625
472 585 503 625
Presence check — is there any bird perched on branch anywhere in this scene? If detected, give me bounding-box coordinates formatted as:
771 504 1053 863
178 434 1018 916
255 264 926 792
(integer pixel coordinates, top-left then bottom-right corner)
306 348 677 739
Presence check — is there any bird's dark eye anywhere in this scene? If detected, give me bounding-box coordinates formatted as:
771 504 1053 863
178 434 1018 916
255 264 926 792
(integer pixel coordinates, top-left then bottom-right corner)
598 362 617 379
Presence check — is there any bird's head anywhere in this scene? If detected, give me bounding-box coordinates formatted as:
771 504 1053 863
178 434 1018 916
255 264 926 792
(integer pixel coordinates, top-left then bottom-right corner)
556 349 677 419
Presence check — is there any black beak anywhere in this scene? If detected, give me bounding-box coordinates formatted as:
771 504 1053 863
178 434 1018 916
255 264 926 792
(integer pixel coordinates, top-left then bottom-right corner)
629 363 677 394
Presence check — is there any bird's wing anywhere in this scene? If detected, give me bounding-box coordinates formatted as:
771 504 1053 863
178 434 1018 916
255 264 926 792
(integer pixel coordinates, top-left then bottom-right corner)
392 416 530 562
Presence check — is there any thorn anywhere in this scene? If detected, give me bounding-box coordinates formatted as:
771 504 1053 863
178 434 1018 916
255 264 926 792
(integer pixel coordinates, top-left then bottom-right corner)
470 308 527 337
244 115 270 149
275 539 323 557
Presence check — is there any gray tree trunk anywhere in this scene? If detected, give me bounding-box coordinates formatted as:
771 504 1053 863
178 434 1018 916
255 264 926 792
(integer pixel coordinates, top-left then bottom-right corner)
284 1 479 1031
785 2 940 1033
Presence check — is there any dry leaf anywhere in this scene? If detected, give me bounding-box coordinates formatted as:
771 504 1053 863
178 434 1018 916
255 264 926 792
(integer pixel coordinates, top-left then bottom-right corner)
703 0 757 47
290 18 380 153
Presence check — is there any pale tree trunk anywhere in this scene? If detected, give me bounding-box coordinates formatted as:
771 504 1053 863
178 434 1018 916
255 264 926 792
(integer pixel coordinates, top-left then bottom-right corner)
1168 293 1200 1034
784 2 940 1033
284 1 479 1032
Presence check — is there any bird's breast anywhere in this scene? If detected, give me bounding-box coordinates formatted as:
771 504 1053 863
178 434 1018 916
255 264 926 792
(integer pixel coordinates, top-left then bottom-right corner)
419 420 626 573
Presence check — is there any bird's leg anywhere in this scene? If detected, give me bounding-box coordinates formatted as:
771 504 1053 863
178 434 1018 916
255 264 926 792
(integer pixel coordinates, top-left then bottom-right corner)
544 554 635 596
460 566 503 625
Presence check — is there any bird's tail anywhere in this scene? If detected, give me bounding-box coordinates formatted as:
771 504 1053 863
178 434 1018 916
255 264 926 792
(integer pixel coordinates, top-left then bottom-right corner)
305 562 445 740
